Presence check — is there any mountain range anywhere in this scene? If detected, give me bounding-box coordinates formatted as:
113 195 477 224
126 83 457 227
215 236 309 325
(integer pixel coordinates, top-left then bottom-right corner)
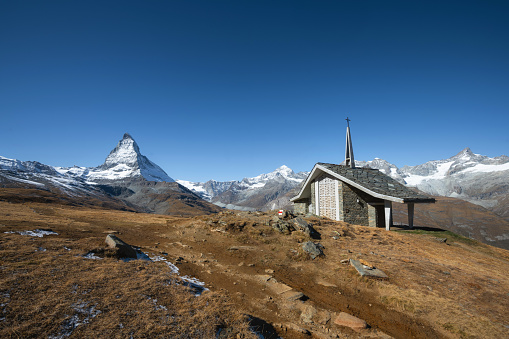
355 148 509 222
0 134 219 216
177 165 309 212
1 133 508 249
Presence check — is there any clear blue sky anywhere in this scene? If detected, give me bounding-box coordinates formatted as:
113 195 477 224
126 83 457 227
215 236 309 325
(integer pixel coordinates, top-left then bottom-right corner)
1 1 508 182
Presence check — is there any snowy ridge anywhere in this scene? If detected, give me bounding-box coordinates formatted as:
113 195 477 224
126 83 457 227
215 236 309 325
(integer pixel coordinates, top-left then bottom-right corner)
360 148 509 211
177 165 309 202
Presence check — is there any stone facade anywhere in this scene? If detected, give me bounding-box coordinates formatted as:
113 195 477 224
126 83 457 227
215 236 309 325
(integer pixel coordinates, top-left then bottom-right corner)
294 175 384 227
293 199 308 215
368 204 377 227
341 182 369 226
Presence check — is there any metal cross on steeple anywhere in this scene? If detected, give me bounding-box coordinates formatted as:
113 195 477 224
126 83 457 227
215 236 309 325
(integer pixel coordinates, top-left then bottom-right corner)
345 117 355 168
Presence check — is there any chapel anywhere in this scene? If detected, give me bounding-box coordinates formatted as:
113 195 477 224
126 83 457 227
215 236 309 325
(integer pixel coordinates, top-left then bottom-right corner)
290 119 435 230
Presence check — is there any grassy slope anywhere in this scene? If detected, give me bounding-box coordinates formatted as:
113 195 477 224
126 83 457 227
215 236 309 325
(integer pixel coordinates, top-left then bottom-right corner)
1 194 508 338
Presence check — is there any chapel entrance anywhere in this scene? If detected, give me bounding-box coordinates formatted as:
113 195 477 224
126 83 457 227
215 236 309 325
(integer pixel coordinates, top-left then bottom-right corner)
317 174 338 220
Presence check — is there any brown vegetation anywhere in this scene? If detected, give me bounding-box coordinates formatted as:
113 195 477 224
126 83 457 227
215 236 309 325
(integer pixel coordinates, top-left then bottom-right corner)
1 189 508 338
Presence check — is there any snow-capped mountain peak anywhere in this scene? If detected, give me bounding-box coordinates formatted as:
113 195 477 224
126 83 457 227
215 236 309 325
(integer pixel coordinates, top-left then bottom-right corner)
57 133 174 183
103 133 141 167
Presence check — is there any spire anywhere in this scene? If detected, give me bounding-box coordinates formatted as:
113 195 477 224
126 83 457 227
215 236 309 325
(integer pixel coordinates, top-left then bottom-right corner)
345 117 355 168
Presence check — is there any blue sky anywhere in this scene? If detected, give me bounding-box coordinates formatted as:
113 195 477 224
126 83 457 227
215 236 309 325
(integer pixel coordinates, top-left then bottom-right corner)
1 1 508 182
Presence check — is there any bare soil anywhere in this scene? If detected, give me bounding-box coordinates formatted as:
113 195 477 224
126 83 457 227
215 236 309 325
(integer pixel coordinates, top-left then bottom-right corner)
1 193 508 338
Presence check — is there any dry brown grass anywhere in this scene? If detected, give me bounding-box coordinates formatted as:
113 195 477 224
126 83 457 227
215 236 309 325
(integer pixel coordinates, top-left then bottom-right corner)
0 233 255 338
2 198 509 338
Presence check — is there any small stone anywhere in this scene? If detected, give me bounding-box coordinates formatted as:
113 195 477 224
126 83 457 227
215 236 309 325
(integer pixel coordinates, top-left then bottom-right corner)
302 241 324 259
285 323 311 335
300 305 316 324
316 310 331 325
340 259 349 264
283 291 306 301
334 312 367 331
265 269 275 274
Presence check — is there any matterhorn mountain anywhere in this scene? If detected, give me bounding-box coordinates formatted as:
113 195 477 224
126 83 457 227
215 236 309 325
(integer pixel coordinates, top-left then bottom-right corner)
0 134 218 216
56 133 174 183
178 165 309 211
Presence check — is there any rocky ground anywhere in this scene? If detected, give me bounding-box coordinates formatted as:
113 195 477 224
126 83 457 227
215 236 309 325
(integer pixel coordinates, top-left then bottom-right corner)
1 191 508 338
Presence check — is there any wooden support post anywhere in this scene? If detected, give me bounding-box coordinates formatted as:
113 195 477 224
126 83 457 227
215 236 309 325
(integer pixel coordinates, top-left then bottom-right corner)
384 200 393 231
407 203 414 229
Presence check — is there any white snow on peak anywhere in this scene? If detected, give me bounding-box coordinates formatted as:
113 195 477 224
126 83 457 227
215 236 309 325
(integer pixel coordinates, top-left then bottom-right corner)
57 133 174 183
462 162 509 173
104 133 140 167
244 165 300 186
404 161 454 186
177 180 210 196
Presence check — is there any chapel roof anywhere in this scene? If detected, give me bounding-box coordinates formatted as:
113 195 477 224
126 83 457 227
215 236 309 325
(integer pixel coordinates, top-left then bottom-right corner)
317 163 434 202
291 163 435 204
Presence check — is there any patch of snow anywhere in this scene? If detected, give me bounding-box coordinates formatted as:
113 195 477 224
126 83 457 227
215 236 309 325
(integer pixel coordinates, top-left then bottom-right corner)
1 174 45 187
404 161 454 186
4 229 58 237
461 162 509 173
146 296 168 311
213 202 257 211
49 300 101 338
83 252 102 260
177 180 207 193
150 255 180 274
495 233 509 241
0 292 9 322
149 254 208 295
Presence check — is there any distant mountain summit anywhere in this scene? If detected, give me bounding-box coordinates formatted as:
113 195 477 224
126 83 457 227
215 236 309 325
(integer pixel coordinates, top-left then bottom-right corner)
57 133 174 183
178 165 309 211
93 133 174 182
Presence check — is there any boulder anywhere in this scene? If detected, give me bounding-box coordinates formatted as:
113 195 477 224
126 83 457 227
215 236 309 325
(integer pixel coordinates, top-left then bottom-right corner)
302 241 324 259
290 217 318 237
334 312 367 331
272 220 294 234
300 305 316 324
105 234 137 259
350 259 388 278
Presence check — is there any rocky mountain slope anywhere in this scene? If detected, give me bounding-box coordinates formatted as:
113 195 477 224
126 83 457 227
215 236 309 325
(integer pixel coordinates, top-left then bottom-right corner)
0 134 219 216
178 165 309 211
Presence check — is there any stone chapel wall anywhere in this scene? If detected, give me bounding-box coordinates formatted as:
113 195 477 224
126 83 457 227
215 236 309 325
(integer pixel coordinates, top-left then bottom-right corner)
340 182 370 226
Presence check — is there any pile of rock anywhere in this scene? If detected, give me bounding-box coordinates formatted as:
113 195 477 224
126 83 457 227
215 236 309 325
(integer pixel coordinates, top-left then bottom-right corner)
269 211 319 238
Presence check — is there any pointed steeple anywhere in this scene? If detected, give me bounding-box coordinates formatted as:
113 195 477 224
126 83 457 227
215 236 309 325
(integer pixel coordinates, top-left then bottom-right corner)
345 117 355 168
